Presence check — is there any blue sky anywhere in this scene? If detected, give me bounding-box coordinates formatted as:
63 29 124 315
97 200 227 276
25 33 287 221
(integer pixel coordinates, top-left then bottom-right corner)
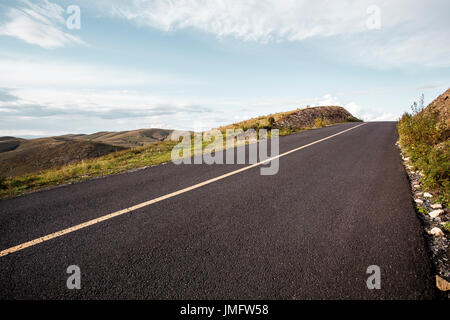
0 0 449 137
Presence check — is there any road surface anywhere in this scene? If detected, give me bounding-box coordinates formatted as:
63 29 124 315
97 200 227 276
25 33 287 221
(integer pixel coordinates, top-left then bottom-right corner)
0 122 436 299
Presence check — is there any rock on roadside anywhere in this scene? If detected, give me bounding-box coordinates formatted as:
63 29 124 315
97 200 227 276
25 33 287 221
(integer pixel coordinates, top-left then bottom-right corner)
429 227 444 237
429 209 444 218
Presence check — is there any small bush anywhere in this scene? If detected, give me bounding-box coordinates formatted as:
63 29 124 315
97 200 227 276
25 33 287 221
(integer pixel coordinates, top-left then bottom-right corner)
314 117 324 128
416 206 428 215
443 222 450 233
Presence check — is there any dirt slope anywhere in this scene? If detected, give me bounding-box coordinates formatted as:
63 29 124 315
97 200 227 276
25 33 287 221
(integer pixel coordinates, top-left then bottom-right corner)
424 88 450 128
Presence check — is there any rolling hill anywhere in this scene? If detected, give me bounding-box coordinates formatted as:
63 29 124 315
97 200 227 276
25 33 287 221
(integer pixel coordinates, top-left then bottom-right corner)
62 128 174 148
0 137 26 153
0 137 126 177
0 128 174 178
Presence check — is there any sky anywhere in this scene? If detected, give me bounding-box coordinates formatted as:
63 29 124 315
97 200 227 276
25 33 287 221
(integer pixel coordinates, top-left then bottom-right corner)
0 0 449 137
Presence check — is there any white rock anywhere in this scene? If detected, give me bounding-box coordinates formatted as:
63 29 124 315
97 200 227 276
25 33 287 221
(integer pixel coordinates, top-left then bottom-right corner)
414 199 424 205
429 227 444 237
429 209 444 218
413 184 421 189
431 203 443 209
424 192 433 198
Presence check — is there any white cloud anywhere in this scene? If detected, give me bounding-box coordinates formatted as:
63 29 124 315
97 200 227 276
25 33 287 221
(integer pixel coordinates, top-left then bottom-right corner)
316 94 341 106
0 87 396 138
102 0 450 67
0 129 66 137
360 111 395 122
344 102 396 122
0 0 84 49
344 102 362 116
0 87 219 133
310 94 396 121
0 58 196 88
108 0 372 42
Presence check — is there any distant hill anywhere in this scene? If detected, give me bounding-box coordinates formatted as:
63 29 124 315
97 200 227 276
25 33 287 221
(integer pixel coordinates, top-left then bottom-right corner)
0 128 174 178
0 137 126 177
62 128 174 148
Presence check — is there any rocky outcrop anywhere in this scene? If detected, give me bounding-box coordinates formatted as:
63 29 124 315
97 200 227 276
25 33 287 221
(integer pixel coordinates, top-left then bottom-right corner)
275 106 355 128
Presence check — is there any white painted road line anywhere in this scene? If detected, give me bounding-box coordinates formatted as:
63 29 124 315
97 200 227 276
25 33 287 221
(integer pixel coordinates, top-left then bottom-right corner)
0 123 366 258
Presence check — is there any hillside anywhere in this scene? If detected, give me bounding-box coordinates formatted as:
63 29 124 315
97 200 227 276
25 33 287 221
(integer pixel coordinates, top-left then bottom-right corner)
0 137 126 178
0 128 174 178
220 106 360 131
0 137 26 153
424 88 450 130
276 106 356 128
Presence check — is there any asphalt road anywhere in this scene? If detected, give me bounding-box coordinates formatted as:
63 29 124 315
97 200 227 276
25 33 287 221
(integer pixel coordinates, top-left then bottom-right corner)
0 122 436 299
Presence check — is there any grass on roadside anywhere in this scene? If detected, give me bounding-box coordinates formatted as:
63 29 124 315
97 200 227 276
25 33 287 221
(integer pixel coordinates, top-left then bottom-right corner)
443 222 450 233
397 101 449 204
0 140 178 199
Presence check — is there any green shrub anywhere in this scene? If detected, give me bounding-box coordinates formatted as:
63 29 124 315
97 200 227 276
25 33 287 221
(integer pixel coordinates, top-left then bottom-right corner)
443 222 450 233
397 98 449 203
